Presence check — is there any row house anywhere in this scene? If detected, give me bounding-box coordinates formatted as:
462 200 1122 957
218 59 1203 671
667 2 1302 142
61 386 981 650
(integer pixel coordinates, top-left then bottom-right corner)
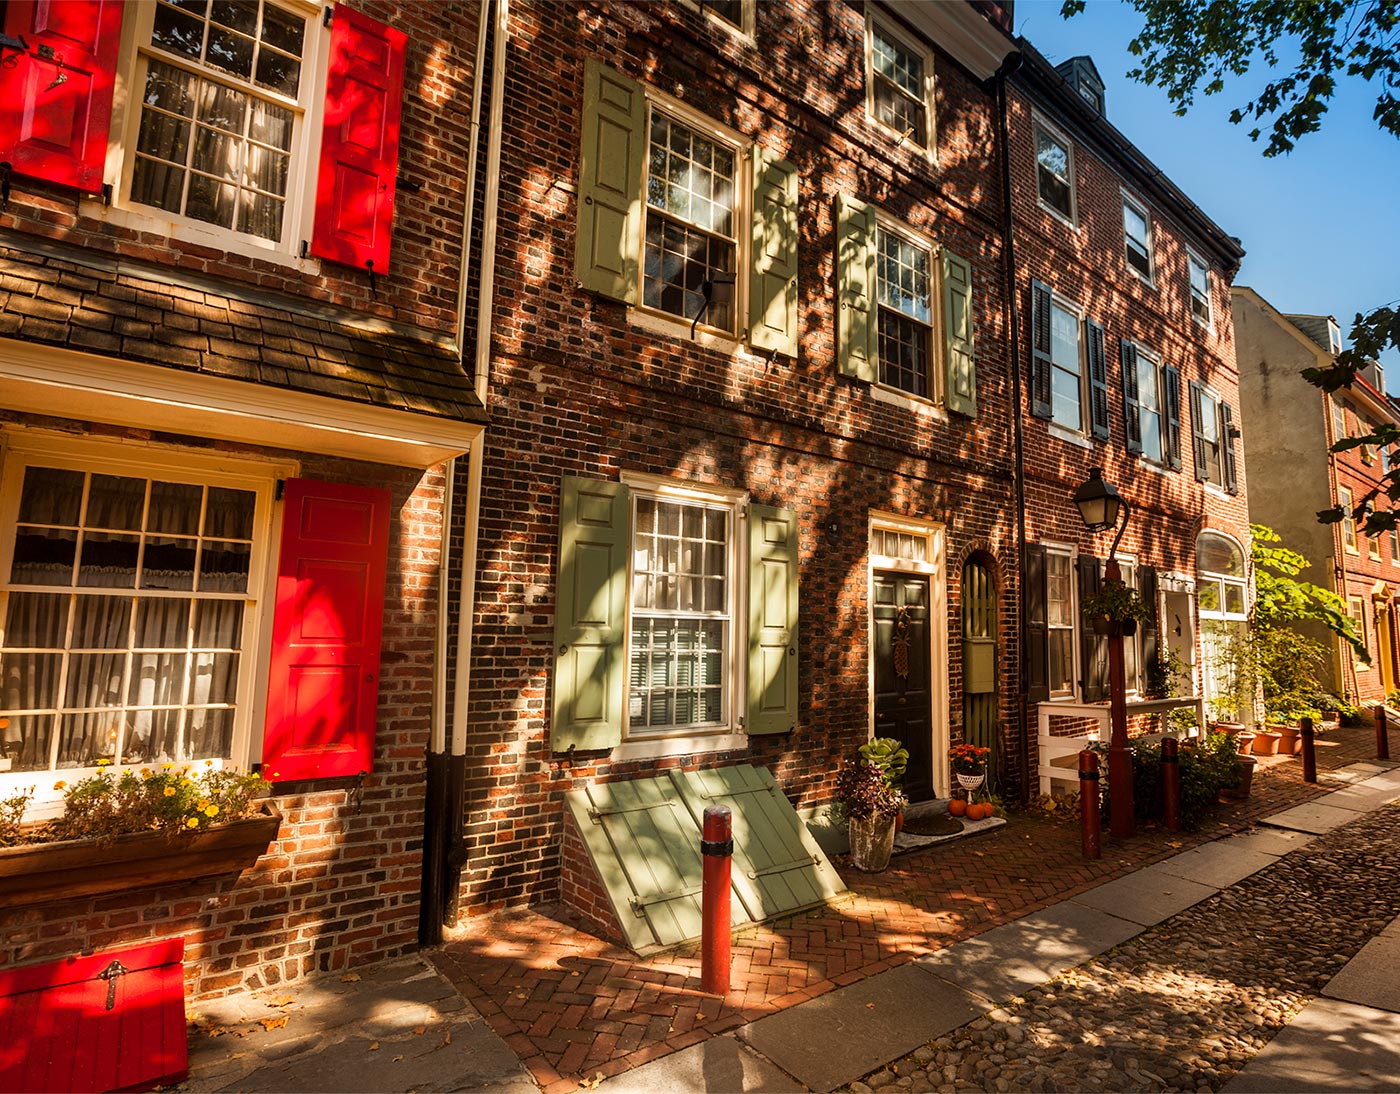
1005 46 1248 781
0 0 494 997
1233 288 1400 706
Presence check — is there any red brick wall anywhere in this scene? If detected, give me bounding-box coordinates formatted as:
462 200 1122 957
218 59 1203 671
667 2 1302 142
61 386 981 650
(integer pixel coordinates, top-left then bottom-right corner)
452 0 1019 915
558 809 625 947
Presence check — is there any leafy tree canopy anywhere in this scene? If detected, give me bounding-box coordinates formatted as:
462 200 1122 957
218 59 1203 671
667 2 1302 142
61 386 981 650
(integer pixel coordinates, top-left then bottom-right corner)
1251 524 1366 659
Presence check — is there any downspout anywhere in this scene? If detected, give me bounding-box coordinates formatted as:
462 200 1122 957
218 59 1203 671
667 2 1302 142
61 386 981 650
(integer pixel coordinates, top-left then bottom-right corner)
1324 388 1356 701
421 0 494 948
444 0 510 928
995 51 1030 803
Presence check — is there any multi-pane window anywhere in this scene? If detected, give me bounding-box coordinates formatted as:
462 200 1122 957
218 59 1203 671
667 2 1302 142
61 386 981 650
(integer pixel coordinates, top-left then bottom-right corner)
868 20 930 148
875 225 934 398
1340 485 1357 552
1123 197 1153 281
1197 533 1248 619
628 495 731 734
1046 550 1075 697
698 0 752 33
1137 350 1165 464
1332 399 1348 442
1195 387 1224 486
1036 124 1075 220
131 0 308 243
1370 527 1382 561
1049 299 1083 430
1189 254 1212 326
643 111 738 333
1 464 259 775
1349 596 1368 656
1390 523 1398 562
872 528 928 564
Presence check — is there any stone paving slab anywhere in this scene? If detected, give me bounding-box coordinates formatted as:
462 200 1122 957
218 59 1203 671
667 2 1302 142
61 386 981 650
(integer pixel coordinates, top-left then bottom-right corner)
738 965 981 1093
1314 783 1400 813
1260 800 1371 834
1224 827 1316 857
1222 996 1400 1092
1322 920 1400 1014
593 1033 804 1093
1151 841 1279 890
913 901 1140 1004
1068 863 1216 927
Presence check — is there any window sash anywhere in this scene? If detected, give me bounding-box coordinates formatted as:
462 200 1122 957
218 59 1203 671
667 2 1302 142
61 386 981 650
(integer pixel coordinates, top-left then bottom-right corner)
1046 552 1074 697
1189 257 1211 323
1049 301 1082 430
1137 354 1164 463
870 23 928 145
1036 128 1073 218
1340 487 1357 550
875 225 934 398
1123 200 1152 278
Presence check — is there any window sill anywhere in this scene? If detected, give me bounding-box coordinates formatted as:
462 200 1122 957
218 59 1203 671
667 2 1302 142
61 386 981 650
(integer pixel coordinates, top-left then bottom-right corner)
628 307 746 356
83 200 316 275
0 803 280 912
1047 422 1093 449
870 384 948 420
1037 201 1079 231
613 732 748 762
1126 266 1157 291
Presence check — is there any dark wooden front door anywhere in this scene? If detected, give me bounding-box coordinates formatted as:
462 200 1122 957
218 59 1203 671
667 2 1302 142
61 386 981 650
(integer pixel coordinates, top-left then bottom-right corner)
873 572 933 801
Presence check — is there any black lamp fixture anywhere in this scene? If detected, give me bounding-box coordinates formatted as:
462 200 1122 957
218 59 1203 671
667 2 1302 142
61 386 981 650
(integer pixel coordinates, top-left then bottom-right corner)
691 271 736 337
1071 467 1121 531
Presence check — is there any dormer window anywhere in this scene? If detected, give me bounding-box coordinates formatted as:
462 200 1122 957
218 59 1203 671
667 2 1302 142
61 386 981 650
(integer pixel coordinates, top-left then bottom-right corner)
1055 56 1106 118
1328 318 1343 354
1076 80 1102 114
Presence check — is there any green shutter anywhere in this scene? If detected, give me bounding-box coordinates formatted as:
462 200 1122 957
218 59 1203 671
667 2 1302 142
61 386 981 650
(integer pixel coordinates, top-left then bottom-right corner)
575 58 645 303
748 504 799 735
941 248 975 416
749 145 799 358
836 194 876 382
552 475 629 752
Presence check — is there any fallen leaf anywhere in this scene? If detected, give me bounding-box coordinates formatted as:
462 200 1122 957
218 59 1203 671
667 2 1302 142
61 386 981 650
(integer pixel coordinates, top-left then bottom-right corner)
411 1026 426 1036
259 1016 288 1032
866 1003 876 1009
392 1056 404 1063
369 1042 380 1052
267 995 295 1008
341 972 362 982
442 1031 452 1046
571 970 580 977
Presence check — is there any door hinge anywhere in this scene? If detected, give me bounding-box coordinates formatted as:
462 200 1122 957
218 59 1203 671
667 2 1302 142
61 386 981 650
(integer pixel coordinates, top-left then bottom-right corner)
323 6 334 28
98 959 130 1011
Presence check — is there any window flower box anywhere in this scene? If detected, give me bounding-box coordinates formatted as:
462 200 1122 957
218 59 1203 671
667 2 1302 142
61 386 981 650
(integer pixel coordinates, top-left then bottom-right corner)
0 804 281 911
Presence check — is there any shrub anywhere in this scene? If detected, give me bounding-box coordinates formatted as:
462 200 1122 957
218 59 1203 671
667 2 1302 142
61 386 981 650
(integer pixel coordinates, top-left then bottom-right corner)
1094 731 1238 830
835 758 906 821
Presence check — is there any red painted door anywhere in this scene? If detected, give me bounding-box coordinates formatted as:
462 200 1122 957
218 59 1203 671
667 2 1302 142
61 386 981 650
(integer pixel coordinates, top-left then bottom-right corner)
0 939 186 1093
262 479 391 781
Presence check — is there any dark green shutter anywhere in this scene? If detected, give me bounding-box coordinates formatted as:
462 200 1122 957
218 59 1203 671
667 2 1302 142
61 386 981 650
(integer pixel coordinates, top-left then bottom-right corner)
1025 543 1049 704
1164 365 1183 470
1222 400 1239 494
1120 339 1142 455
750 145 799 358
575 58 645 303
1189 380 1209 481
1086 319 1110 441
552 475 629 751
748 504 799 735
942 248 976 416
1078 555 1107 702
1029 281 1053 419
1139 565 1158 694
836 194 876 382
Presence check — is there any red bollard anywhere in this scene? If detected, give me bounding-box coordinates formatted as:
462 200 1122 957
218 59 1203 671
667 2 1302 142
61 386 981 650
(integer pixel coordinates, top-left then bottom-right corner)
1161 737 1180 832
1378 707 1392 762
1301 716 1317 783
1079 750 1101 860
700 804 732 995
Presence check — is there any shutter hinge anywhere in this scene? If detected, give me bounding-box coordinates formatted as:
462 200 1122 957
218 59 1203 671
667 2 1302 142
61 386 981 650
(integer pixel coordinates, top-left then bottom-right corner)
365 258 377 297
300 239 310 259
0 163 10 214
323 6 334 28
101 182 112 206
98 959 130 1011
275 479 285 501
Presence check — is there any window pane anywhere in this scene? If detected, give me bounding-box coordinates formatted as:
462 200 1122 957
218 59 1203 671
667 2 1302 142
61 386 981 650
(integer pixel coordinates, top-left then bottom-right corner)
19 467 84 525
1047 554 1071 626
78 533 140 588
1197 533 1244 577
1050 303 1081 430
1224 583 1246 615
11 527 78 586
0 714 54 771
876 228 931 322
206 487 256 538
149 481 203 535
878 308 930 398
1048 630 1073 695
1036 129 1072 216
2 593 69 647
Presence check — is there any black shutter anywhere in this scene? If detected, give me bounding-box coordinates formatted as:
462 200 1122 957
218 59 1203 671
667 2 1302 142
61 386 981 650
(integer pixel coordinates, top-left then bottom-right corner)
1164 365 1183 470
1025 543 1049 704
1087 319 1110 441
1139 565 1159 695
1029 281 1053 420
1190 380 1209 481
1120 339 1142 455
1222 401 1239 494
1078 554 1107 702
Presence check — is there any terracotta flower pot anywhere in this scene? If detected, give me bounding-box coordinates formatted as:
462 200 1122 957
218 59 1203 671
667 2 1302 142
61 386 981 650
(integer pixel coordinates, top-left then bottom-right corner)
1274 725 1303 755
1222 755 1258 800
847 813 897 872
1251 730 1282 756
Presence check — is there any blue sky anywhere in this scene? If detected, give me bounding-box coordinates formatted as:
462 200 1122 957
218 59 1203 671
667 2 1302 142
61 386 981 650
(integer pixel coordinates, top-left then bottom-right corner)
1018 0 1400 381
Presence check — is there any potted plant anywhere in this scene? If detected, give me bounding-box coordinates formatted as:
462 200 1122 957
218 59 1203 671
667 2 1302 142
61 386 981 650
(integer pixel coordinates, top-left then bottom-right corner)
948 742 992 820
835 757 906 872
858 737 908 829
1080 578 1152 636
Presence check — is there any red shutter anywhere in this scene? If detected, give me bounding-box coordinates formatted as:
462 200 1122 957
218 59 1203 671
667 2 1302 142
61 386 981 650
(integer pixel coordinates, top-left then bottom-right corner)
263 479 391 782
0 0 123 193
309 4 406 272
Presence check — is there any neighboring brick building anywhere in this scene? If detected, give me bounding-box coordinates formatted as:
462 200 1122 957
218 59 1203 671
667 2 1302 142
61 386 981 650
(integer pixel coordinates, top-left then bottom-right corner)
1006 45 1249 772
1233 287 1400 706
449 0 1019 917
0 1 491 997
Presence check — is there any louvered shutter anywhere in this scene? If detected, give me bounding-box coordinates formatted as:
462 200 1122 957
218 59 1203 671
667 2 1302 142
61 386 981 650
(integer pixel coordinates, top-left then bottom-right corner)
836 193 877 382
748 504 799 735
1139 565 1158 693
1029 280 1053 419
1086 319 1110 441
1189 381 1209 481
263 479 390 781
309 5 407 273
0 0 123 193
942 248 976 416
1164 365 1183 470
1078 555 1107 702
1025 543 1049 704
575 58 645 302
1222 400 1240 494
750 146 799 357
1120 339 1142 455
552 476 629 752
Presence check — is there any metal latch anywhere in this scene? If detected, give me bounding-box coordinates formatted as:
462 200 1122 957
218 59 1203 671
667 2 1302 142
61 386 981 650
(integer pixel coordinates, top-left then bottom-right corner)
98 959 130 1011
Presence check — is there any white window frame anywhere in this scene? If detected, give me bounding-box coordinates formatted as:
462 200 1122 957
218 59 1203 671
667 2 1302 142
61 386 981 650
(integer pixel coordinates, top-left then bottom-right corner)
1349 595 1369 657
1370 527 1383 561
1389 523 1398 563
0 432 289 814
1188 251 1213 329
1332 399 1348 443
1195 383 1227 490
98 0 328 268
871 210 944 407
1197 531 1248 623
1340 485 1358 554
1033 115 1077 226
615 474 748 759
864 13 936 160
1047 292 1087 436
682 0 756 39
1135 346 1169 467
1045 544 1077 700
1121 192 1155 285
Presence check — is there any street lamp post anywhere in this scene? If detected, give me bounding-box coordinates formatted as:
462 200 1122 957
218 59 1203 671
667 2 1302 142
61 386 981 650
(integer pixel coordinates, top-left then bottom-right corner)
1072 468 1134 838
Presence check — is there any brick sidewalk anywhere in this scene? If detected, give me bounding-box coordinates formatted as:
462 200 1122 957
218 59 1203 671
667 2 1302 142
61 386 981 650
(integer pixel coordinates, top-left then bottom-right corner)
428 725 1397 1094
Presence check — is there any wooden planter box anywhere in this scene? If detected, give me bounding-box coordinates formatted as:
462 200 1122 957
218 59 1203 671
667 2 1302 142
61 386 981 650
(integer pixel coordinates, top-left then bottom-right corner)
0 804 281 911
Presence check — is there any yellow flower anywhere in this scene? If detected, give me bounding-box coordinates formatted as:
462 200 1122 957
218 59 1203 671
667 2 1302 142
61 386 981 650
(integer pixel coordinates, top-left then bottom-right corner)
140 769 152 779
164 787 177 797
96 758 111 767
162 763 174 770
53 780 67 791
186 816 199 828
205 759 215 767
205 805 219 818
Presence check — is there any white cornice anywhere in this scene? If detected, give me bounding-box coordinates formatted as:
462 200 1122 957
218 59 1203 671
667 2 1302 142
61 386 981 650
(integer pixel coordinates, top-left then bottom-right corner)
880 0 1016 81
0 338 484 468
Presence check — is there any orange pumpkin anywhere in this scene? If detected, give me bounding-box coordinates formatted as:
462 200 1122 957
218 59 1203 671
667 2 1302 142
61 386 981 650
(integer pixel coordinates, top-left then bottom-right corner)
948 797 967 817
